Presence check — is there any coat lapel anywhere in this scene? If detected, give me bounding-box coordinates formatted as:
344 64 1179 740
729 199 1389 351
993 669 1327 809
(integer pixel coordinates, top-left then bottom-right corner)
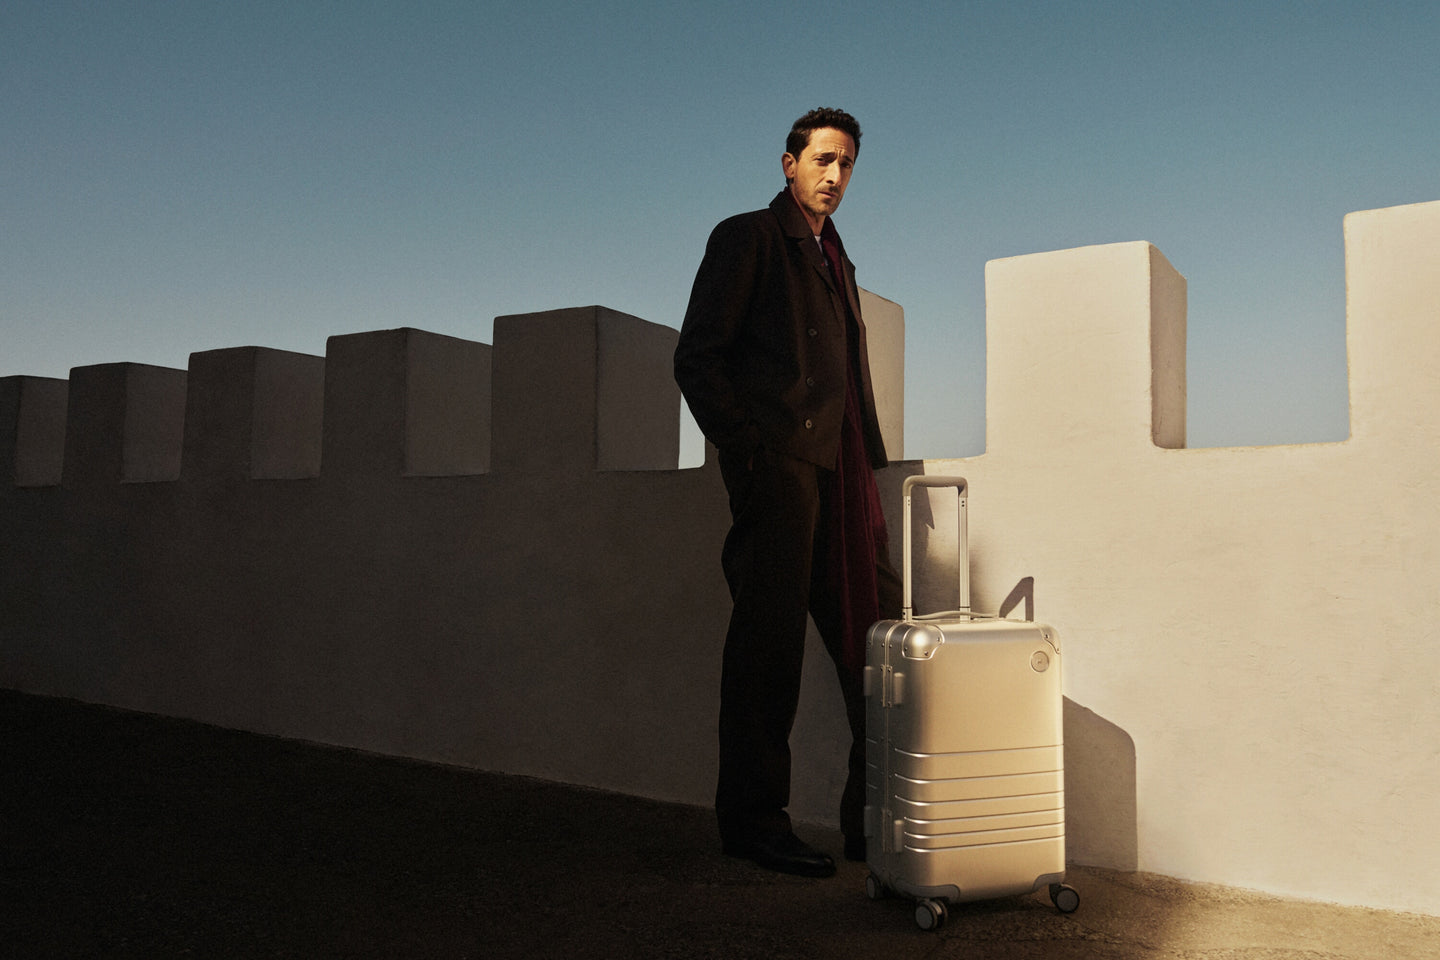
770 190 838 293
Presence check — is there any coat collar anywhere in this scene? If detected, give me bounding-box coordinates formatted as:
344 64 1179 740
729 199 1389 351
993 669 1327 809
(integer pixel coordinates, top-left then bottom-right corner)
768 188 854 296
768 187 847 250
769 188 814 240
771 187 858 315
769 189 852 258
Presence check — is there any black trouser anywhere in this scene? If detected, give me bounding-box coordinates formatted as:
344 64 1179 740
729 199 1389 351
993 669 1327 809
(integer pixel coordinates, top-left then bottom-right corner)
714 446 901 844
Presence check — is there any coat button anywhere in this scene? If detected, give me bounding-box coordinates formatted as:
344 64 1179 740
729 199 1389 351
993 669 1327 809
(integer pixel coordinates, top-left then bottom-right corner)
804 419 813 429
807 328 818 337
806 377 815 387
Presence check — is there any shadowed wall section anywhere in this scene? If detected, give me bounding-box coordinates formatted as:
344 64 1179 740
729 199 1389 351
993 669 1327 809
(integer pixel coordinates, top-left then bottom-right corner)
0 299 907 821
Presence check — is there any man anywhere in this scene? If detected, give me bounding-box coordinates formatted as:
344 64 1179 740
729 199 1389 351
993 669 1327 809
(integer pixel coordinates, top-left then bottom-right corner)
674 108 902 878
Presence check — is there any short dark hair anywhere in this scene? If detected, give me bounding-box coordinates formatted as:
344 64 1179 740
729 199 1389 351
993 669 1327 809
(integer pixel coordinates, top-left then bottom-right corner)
786 107 861 161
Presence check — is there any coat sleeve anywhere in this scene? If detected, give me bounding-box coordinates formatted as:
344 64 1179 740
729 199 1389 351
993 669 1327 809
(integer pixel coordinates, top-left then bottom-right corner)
673 216 764 454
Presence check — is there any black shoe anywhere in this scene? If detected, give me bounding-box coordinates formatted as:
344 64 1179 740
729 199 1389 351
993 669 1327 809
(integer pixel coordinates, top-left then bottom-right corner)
723 832 836 878
843 834 867 862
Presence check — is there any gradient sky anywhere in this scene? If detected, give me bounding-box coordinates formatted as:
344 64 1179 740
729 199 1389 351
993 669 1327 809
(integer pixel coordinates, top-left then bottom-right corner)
3 1 1436 462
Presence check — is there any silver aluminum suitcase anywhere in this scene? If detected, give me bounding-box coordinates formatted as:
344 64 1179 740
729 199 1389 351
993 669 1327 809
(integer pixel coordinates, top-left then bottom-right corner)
864 476 1079 930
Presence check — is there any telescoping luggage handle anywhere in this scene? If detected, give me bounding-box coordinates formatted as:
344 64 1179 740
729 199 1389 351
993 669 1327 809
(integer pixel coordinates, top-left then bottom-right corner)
901 475 970 622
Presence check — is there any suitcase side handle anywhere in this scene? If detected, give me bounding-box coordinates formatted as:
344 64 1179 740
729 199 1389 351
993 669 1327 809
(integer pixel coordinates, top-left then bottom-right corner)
901 475 970 621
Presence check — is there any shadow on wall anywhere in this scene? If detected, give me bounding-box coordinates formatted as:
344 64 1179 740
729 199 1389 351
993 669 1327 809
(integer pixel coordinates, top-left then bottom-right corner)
1064 697 1138 871
966 572 1139 869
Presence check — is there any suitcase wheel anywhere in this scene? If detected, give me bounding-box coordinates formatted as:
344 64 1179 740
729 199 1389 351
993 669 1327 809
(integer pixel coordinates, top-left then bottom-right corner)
914 898 947 931
1049 883 1080 914
864 873 886 901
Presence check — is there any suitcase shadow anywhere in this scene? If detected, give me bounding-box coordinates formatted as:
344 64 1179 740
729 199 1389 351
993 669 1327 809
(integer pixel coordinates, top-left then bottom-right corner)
1064 697 1139 871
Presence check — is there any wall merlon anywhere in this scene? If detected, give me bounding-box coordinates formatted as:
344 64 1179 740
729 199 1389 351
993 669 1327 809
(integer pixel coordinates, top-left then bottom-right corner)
1344 199 1440 444
61 363 188 486
0 378 16 483
595 310 681 471
1147 246 1187 449
403 330 491 477
985 241 1187 456
859 289 905 459
320 328 491 479
182 347 325 482
491 306 680 474
2 376 69 487
251 348 327 479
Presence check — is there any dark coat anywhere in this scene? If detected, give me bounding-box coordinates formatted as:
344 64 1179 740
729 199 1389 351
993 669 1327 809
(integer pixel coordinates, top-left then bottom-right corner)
674 190 889 470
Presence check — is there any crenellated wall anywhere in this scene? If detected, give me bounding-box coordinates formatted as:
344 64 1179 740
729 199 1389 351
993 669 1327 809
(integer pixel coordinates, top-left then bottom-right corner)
0 297 904 832
4 200 1439 915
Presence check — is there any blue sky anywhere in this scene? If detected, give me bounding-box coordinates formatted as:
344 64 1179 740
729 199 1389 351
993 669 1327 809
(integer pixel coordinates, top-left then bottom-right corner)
3 1 1436 461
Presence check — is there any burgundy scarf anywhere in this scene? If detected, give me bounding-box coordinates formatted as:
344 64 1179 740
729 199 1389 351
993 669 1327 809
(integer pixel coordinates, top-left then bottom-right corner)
818 222 889 678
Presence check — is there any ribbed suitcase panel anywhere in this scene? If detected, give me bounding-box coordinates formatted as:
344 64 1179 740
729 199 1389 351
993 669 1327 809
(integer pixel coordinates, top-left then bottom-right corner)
903 822 1065 851
891 769 1063 803
890 744 1062 780
903 804 1063 836
892 791 1063 824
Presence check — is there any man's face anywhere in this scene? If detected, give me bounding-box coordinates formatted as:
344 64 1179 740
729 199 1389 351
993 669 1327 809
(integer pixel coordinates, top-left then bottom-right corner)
782 127 856 232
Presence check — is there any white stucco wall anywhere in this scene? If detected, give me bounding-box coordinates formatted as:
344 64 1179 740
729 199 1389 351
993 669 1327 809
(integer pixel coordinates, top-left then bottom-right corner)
881 199 1439 913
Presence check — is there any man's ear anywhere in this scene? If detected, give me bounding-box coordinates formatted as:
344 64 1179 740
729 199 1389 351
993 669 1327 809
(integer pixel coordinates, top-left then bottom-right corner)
781 152 797 183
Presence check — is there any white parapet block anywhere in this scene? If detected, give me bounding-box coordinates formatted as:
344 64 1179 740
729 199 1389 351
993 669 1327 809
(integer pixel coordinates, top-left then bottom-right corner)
985 241 1186 457
1344 199 1440 445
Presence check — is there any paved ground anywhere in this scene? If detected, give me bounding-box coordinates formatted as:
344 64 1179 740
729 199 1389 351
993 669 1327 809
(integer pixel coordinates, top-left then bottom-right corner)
4 689 1438 959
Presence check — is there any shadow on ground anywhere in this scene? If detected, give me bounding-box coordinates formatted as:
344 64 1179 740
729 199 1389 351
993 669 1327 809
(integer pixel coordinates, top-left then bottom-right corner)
3 690 1436 959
